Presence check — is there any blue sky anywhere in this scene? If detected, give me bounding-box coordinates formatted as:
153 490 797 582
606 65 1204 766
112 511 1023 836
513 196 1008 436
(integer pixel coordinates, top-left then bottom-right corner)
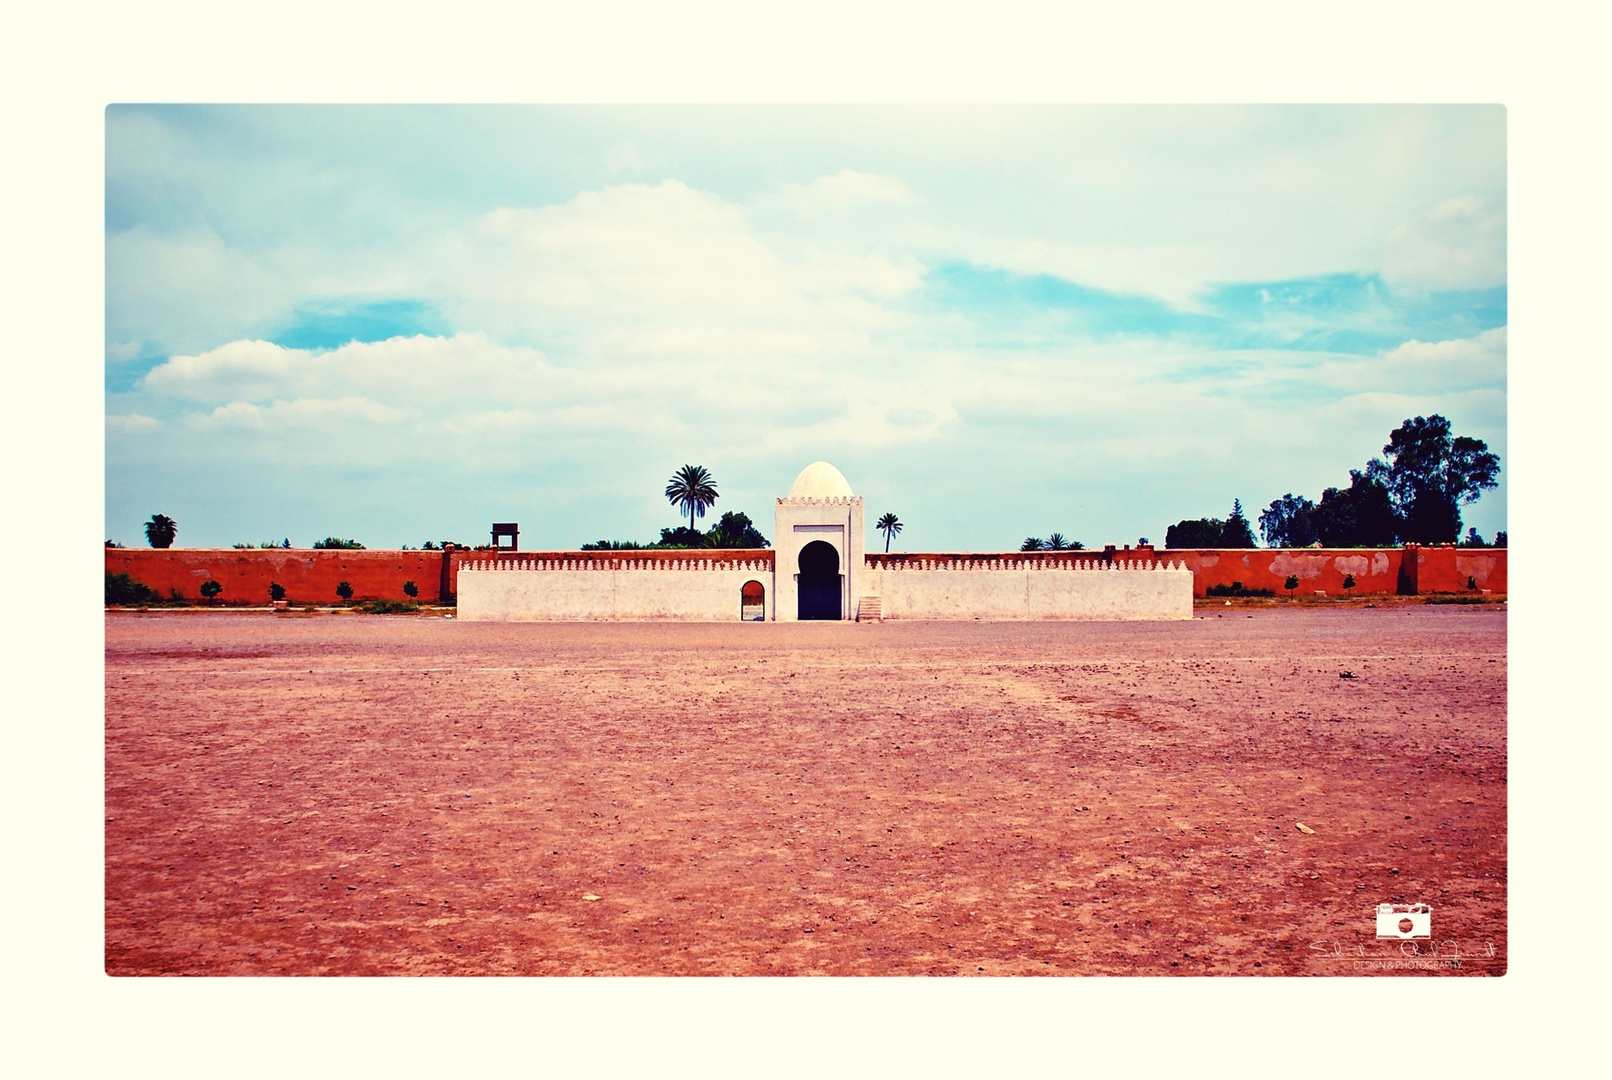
105 105 1506 550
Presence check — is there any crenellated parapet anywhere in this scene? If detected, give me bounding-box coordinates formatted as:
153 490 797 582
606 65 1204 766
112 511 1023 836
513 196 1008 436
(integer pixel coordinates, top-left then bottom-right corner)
460 552 775 573
864 555 1190 572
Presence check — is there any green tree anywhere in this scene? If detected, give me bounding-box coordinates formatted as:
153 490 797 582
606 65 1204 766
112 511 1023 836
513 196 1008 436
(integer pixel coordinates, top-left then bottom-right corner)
269 582 287 602
664 465 719 533
1165 518 1224 548
313 537 365 550
1020 537 1046 551
1375 415 1500 544
654 526 706 548
704 511 768 548
403 580 419 598
1259 494 1319 548
144 513 177 549
1047 533 1072 550
876 513 903 553
335 581 354 602
1222 500 1256 548
106 572 160 606
199 580 223 604
1312 468 1399 547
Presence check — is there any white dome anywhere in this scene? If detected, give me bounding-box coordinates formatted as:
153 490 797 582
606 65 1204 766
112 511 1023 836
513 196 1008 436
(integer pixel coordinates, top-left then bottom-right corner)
787 461 855 499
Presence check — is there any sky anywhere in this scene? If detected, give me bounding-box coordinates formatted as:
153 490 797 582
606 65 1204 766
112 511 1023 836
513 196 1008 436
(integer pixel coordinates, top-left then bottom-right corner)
105 104 1507 551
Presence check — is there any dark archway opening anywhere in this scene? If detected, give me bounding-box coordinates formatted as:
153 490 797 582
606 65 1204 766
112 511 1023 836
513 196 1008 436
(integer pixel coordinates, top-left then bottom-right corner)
797 540 842 621
741 579 765 621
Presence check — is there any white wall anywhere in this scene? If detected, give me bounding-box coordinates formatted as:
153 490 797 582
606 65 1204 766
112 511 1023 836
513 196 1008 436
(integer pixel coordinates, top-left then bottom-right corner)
460 559 1192 622
459 567 774 622
863 563 1192 620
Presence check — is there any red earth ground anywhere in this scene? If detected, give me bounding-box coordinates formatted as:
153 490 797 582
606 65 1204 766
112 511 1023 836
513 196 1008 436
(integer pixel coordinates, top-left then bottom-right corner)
105 603 1506 976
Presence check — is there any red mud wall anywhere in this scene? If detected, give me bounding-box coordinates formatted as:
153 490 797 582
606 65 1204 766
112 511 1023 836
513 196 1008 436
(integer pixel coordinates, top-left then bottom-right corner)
105 549 450 605
1167 545 1506 596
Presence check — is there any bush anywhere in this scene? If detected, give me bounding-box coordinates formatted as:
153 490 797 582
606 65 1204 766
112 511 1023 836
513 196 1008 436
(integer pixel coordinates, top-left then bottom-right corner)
199 580 223 602
1284 575 1300 592
313 538 365 550
402 580 419 598
1341 574 1356 590
105 572 161 606
335 581 354 602
360 599 419 614
269 582 287 602
1205 582 1274 598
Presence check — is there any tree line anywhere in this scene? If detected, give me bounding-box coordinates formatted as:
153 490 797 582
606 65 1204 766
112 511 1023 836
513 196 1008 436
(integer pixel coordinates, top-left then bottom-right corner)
1167 415 1501 549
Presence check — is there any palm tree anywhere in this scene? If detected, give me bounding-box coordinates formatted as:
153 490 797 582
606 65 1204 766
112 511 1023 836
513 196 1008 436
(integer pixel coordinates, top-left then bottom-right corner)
1046 533 1069 550
1020 537 1045 551
664 465 719 532
876 513 902 552
144 513 177 549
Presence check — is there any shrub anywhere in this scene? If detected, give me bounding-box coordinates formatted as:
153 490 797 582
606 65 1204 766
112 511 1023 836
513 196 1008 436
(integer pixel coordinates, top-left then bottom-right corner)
335 581 354 602
1205 582 1274 598
1284 575 1300 592
1467 575 1479 591
313 538 365 550
402 580 419 598
199 580 223 602
269 582 287 602
1341 574 1357 590
105 572 161 606
361 598 419 614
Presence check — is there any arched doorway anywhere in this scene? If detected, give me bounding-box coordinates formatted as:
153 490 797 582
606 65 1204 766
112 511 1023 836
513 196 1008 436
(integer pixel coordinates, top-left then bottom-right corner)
741 580 766 621
797 540 841 620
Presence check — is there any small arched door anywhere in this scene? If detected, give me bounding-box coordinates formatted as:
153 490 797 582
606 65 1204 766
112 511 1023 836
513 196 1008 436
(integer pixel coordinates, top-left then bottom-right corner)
741 580 766 621
797 540 842 620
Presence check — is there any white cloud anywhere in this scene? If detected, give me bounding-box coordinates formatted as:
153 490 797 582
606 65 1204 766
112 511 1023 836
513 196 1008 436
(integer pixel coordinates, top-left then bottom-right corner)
1381 195 1506 291
1379 325 1507 384
106 225 298 357
106 413 161 432
1303 326 1508 397
455 181 922 346
194 396 408 431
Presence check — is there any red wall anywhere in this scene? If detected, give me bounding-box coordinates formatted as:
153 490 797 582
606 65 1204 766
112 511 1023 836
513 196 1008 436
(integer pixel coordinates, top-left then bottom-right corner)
1413 546 1508 594
105 549 450 605
1155 544 1505 596
106 544 1503 605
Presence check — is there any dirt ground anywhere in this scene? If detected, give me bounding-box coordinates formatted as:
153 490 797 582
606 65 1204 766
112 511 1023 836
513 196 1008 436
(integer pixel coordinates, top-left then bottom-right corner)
105 605 1506 976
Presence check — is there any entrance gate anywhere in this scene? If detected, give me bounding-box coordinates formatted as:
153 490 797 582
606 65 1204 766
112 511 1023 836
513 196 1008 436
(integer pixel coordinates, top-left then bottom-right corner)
797 540 842 620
